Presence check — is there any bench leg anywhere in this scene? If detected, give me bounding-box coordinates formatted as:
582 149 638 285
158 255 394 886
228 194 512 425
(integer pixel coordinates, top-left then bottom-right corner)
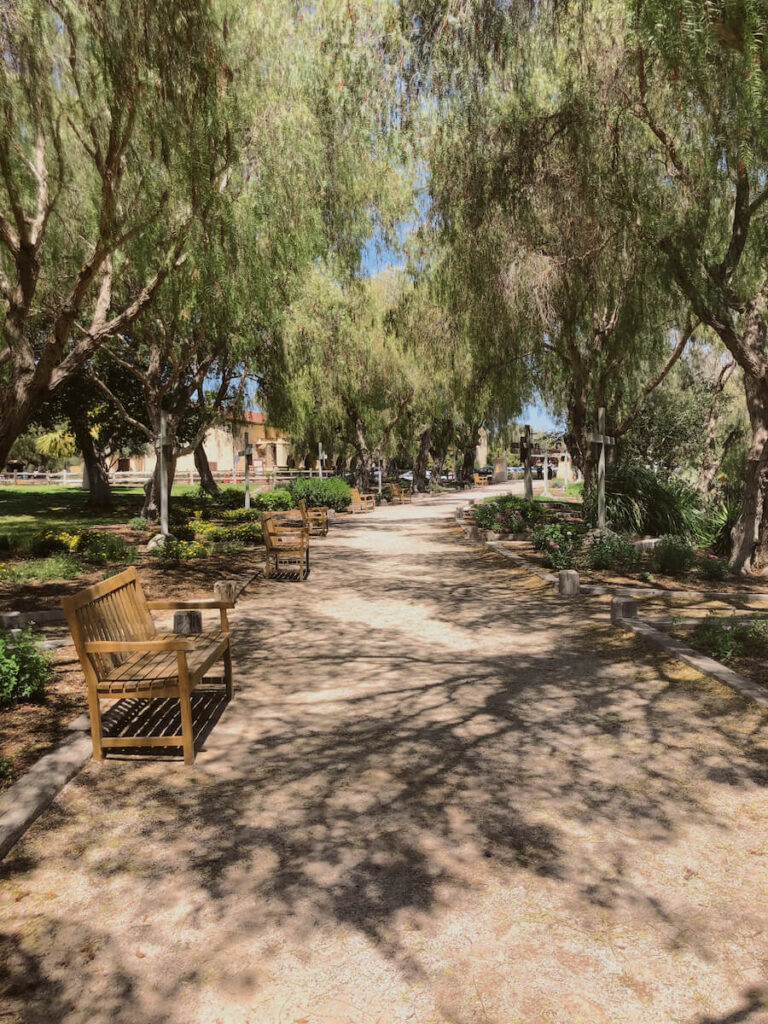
87 683 104 761
223 643 233 700
177 656 195 765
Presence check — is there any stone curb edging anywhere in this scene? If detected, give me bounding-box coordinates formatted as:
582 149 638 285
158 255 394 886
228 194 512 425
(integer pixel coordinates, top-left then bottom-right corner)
618 617 768 712
0 733 93 860
454 516 558 585
455 507 768 711
0 573 261 861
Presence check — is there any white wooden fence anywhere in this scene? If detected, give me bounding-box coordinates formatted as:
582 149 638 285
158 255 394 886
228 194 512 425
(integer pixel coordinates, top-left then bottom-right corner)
0 468 324 488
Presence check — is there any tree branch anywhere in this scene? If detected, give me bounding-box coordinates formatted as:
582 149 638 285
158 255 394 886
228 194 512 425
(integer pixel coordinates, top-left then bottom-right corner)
615 317 698 438
88 371 153 440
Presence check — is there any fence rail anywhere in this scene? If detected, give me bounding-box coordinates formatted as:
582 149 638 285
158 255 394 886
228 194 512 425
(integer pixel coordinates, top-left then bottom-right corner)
0 468 325 488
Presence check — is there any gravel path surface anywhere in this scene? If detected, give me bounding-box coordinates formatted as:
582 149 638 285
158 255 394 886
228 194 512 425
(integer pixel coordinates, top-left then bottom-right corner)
1 488 767 1024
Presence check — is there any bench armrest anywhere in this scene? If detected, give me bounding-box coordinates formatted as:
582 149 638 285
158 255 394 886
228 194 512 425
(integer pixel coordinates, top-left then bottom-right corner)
84 638 193 653
147 599 235 610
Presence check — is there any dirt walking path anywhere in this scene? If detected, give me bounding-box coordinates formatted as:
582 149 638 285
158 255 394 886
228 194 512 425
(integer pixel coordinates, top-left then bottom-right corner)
1 489 767 1024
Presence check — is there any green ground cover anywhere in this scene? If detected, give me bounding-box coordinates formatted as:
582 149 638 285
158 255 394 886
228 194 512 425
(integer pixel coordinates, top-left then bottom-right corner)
0 484 236 548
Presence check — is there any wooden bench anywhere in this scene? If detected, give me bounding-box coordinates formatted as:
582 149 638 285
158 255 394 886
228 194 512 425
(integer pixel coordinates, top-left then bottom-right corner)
61 566 233 765
473 472 489 488
298 498 329 536
389 482 412 504
261 512 310 580
349 487 375 513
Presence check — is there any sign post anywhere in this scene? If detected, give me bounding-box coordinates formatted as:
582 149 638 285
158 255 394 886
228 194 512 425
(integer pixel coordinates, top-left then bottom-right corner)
589 407 616 530
238 431 253 510
520 425 533 501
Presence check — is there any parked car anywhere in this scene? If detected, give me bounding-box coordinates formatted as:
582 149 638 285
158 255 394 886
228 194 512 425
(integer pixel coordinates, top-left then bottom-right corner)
478 465 494 478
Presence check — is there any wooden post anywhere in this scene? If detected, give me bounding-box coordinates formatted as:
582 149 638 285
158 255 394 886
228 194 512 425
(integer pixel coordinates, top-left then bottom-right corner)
543 445 550 497
589 407 616 531
521 425 533 501
378 457 383 496
160 411 169 537
238 432 253 510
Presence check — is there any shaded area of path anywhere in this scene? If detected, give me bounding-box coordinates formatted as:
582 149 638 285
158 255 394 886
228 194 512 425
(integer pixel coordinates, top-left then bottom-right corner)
1 489 768 1024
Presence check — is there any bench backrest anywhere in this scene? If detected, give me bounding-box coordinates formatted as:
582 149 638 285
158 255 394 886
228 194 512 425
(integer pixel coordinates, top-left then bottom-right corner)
61 566 155 681
351 488 362 502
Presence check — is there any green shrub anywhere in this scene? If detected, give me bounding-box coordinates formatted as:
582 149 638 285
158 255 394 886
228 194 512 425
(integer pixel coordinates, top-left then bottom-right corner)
149 538 209 564
220 507 261 522
287 477 352 512
689 615 768 664
170 522 196 542
531 523 585 552
195 521 226 541
0 627 53 708
587 533 642 573
129 516 148 532
220 489 294 519
76 530 130 565
699 553 730 582
651 535 695 575
222 523 263 545
215 487 248 510
543 539 580 570
474 495 544 532
583 462 704 540
28 528 80 557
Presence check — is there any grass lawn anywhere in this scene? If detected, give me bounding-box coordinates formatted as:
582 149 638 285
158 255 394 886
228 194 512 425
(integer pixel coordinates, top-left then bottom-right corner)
0 483 231 548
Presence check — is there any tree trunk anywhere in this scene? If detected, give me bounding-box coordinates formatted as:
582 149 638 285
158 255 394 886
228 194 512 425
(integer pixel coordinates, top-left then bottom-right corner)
699 361 736 495
412 425 431 493
194 441 219 495
730 372 768 573
461 443 476 484
143 450 178 520
72 421 112 509
431 452 446 484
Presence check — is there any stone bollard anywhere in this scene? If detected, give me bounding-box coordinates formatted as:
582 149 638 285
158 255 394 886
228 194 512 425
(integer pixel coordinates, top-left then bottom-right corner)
558 570 580 596
173 610 202 635
611 596 638 625
214 580 239 606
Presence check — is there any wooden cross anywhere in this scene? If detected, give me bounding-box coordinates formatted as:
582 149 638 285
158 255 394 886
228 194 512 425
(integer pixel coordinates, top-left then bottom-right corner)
159 411 170 536
519 425 533 501
589 407 616 530
238 431 253 509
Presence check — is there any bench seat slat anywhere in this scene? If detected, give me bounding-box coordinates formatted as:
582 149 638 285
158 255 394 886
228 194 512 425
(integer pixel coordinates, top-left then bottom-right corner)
102 631 228 686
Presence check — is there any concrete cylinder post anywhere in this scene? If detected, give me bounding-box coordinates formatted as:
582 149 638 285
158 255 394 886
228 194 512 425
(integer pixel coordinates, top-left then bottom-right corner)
558 570 580 596
173 610 203 635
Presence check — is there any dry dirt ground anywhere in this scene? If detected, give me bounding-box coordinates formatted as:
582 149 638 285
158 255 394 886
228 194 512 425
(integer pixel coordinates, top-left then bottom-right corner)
1 487 767 1024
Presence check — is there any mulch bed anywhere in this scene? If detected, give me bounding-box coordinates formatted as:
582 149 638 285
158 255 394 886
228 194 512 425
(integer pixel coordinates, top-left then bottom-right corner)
669 622 768 691
0 547 262 792
0 546 262 611
503 539 768 594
